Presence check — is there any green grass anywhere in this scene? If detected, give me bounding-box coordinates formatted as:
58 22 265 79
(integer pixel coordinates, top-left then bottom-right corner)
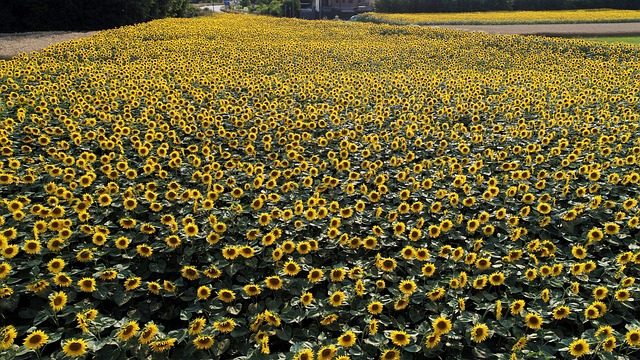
582 36 640 44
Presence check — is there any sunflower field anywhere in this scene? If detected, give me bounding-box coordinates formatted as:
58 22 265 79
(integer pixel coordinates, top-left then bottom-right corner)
1 14 640 360
358 9 640 25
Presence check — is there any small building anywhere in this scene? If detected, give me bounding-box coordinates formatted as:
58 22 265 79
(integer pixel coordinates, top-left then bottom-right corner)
300 0 373 20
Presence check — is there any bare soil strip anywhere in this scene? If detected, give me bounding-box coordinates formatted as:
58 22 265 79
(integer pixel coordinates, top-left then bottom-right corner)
0 31 96 60
435 22 640 36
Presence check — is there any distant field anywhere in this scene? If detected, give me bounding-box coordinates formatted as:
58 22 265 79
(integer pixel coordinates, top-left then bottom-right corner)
359 9 640 25
583 36 640 44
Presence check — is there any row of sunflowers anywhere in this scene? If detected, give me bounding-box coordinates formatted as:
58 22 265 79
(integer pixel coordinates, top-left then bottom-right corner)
1 13 640 360
358 9 640 25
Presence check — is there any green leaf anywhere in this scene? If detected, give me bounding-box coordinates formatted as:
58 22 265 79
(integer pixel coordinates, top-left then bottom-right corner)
149 259 167 273
113 291 134 306
276 325 292 341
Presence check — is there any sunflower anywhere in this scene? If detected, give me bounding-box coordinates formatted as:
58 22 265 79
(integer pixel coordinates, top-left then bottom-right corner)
427 287 445 301
97 193 112 206
54 273 73 287
368 301 383 315
602 222 620 235
191 334 214 350
401 246 415 259
243 284 261 297
49 291 67 311
617 252 633 264
136 244 153 258
421 263 436 277
265 276 283 290
393 296 410 310
272 248 284 261
119 217 136 229
123 198 137 211
621 277 635 287
424 333 441 349
283 260 301 276
62 338 88 357
22 239 42 255
239 245 255 258
552 305 570 320
91 232 107 246
593 325 613 340
571 245 587 259
115 236 130 249
587 228 604 243
182 223 199 237
399 279 417 295
300 292 314 306
218 289 235 302
330 268 346 282
124 277 141 291
363 318 377 336
149 338 177 352
24 330 48 350
390 330 410 346
293 349 314 360
213 318 236 333
626 329 640 346
425 224 440 238
568 338 589 357
510 300 525 315
524 313 543 329
139 323 159 344
0 263 11 280
432 317 452 335
602 336 616 352
0 325 17 350
182 266 200 280
536 202 551 214
470 323 489 343
524 268 537 281
195 286 211 300
315 345 336 360
320 314 339 326
337 330 356 347
615 289 630 301
147 282 162 294
189 318 206 335
26 279 49 294
222 246 239 260
165 235 181 248
475 257 491 270
466 219 479 233
328 291 345 307
1 244 18 258
78 277 96 292
488 272 505 286
584 305 599 319
307 268 324 283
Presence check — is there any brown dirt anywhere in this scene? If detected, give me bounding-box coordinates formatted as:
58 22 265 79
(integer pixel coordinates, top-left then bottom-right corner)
436 22 640 37
0 31 97 60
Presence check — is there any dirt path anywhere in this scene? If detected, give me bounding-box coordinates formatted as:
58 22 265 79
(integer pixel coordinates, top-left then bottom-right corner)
0 31 97 60
436 22 640 36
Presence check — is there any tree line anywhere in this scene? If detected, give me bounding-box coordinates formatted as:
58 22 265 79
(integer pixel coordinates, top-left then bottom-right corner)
374 0 640 13
0 0 199 33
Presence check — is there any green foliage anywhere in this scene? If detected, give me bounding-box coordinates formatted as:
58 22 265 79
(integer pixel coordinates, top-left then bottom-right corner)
0 0 200 33
374 0 640 13
583 36 640 45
